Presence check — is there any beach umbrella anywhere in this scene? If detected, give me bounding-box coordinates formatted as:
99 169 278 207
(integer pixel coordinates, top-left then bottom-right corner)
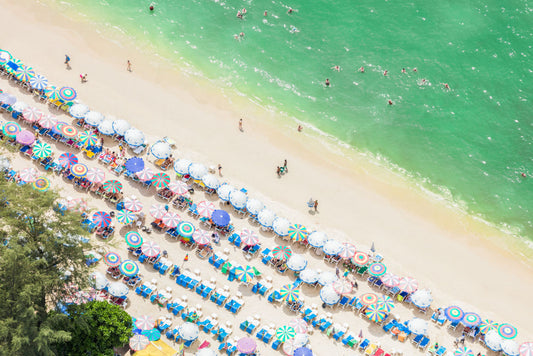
322 240 343 255
28 73 48 90
64 197 87 212
217 183 236 202
22 107 42 122
3 121 21 137
398 276 418 293
289 318 308 334
123 196 143 212
60 124 78 138
294 347 313 356
276 326 296 342
52 122 67 135
188 163 208 180
299 269 319 284
332 278 353 295
78 130 98 146
107 282 129 297
501 341 520 356
162 212 180 228
177 221 195 237
192 229 211 245
12 101 28 112
279 284 300 303
112 119 131 136
58 152 78 169
150 204 167 219
444 306 465 322
485 329 503 352
365 303 388 323
141 242 161 257
96 119 113 135
375 295 394 312
125 157 145 173
116 209 136 224
104 252 121 267
19 167 38 183
92 211 112 228
119 260 140 277
125 231 143 248
0 49 10 64
338 242 356 259
32 177 50 192
141 328 161 341
84 111 104 127
520 342 533 356
0 93 16 105
286 254 307 272
15 65 35 82
498 323 518 340
234 266 255 283
178 322 199 341
317 271 338 286
59 86 77 101
28 139 50 157
196 349 219 356
272 217 291 236
71 163 88 178
368 262 387 276
351 251 370 266
478 319 498 334
320 284 340 305
454 347 474 356
174 159 192 175
150 140 172 159
407 318 428 335
462 312 481 327
229 190 247 210
257 209 276 228
245 198 264 216
272 245 292 260
151 172 170 188
380 273 400 287
360 292 379 306
136 167 154 181
168 181 188 195
283 336 308 356
45 86 61 101
124 128 145 147
201 174 220 190
129 334 150 351
16 130 35 145
38 114 57 129
237 337 257 354
86 167 105 184
102 179 123 193
211 209 230 227
135 315 156 330
69 103 89 119
287 224 308 242
4 58 22 75
89 271 108 290
307 231 328 248
197 201 216 218
240 229 259 246
410 289 433 309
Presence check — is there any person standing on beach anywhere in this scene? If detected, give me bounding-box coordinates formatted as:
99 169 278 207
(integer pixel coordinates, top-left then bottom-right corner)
127 60 132 72
218 164 223 176
239 118 243 132
314 200 318 212
276 166 281 177
65 54 71 69
283 159 288 173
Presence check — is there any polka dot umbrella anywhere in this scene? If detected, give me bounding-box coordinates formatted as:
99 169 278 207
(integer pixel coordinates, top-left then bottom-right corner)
125 231 143 248
85 111 104 127
69 103 89 119
22 107 42 122
319 284 340 305
501 340 520 356
307 231 328 248
104 252 121 267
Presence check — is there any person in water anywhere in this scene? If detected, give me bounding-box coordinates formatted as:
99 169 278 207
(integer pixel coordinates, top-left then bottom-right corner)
264 10 268 16
383 70 388 76
325 78 330 86
401 68 406 73
237 11 243 19
388 100 393 105
149 5 154 11
359 66 365 73
331 65 340 72
287 7 293 13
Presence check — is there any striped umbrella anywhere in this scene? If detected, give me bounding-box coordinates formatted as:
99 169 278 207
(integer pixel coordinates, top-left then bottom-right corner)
135 315 156 331
150 204 167 219
38 114 58 129
162 212 180 228
70 163 88 178
92 211 112 228
520 343 533 356
124 197 143 212
498 323 518 340
29 74 48 90
454 347 474 356
61 124 78 138
351 251 370 266
78 131 98 146
168 181 188 195
136 168 154 181
462 312 481 327
32 177 50 192
192 229 211 245
116 210 136 224
22 107 42 122
289 318 308 334
19 167 37 182
444 306 465 322
377 295 395 312
151 172 170 188
102 180 123 193
276 326 296 342
104 252 121 267
15 65 35 82
288 224 309 242
338 242 356 259
119 260 140 277
58 153 78 169
479 319 499 334
332 278 353 295
129 334 150 351
359 292 379 306
368 262 387 276
45 86 61 101
234 266 255 283
240 229 259 246
4 58 22 75
365 303 388 323
279 284 300 303
380 273 400 287
3 121 21 137
197 201 216 218
141 329 161 341
59 86 77 101
141 242 161 257
125 231 143 248
177 221 195 237
86 167 105 183
398 276 418 293
272 245 292 260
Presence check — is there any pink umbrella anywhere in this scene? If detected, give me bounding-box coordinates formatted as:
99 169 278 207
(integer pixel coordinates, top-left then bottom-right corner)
192 229 211 245
136 168 154 181
162 212 180 228
19 167 38 182
168 181 188 195
123 196 143 212
66 197 87 212
197 201 215 218
150 204 167 219
16 130 35 145
240 229 259 246
380 273 400 288
38 114 58 129
86 167 105 184
399 276 418 293
332 278 353 295
22 107 42 123
289 318 308 334
135 315 156 330
338 242 356 259
141 241 161 257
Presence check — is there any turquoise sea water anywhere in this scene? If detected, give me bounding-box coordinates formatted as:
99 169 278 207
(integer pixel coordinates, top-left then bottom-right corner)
56 0 532 239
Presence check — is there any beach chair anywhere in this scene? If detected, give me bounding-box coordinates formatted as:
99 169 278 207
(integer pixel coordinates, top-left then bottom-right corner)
256 329 266 340
447 320 460 330
358 339 370 351
333 329 346 340
373 348 385 356
435 346 447 355
411 334 423 346
418 336 430 349
319 321 332 332
245 322 257 334
364 343 377 355
271 339 281 350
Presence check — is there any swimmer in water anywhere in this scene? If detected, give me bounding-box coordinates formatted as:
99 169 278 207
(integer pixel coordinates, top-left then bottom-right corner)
383 70 388 76
242 8 247 14
297 125 303 132
402 68 406 73
237 11 243 19
388 100 393 105
239 32 245 37
325 78 330 87
413 68 418 72
331 65 341 72
264 10 268 16
359 66 365 73
288 7 293 14
443 83 450 90
149 5 154 11
522 173 527 177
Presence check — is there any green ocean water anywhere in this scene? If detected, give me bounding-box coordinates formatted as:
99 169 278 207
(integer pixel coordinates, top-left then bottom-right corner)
55 0 532 240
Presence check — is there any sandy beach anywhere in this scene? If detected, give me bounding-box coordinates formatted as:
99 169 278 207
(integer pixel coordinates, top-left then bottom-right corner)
1 0 532 354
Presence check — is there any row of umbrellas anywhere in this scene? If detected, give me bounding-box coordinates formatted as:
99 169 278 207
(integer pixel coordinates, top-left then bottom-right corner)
443 306 518 340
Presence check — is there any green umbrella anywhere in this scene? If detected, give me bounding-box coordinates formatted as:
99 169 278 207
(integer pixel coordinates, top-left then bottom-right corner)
102 179 123 193
276 326 296 342
32 142 52 158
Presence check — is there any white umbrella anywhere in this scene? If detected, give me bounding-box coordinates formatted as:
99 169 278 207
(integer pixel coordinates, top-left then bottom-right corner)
188 163 208 180
174 159 192 175
107 282 129 297
286 254 307 272
178 322 199 341
272 217 290 236
112 119 131 136
318 271 338 286
501 340 519 356
69 103 89 119
245 198 264 215
84 111 104 126
299 269 319 284
97 119 114 135
168 181 188 195
257 209 276 228
322 240 343 255
124 128 145 147
407 318 428 335
201 174 220 190
12 101 28 112
217 184 236 202
229 190 247 209
195 349 219 356
410 289 433 309
485 330 503 352
307 231 328 248
150 141 172 159
320 284 340 305
89 271 108 290
293 333 309 347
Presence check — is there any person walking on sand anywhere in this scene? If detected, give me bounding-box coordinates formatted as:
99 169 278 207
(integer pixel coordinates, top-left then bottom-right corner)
218 164 223 176
283 159 288 173
65 54 71 69
239 118 243 132
314 199 318 212
127 60 132 72
276 166 281 177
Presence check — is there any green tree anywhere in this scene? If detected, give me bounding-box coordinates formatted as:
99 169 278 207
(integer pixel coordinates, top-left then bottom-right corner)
0 179 90 355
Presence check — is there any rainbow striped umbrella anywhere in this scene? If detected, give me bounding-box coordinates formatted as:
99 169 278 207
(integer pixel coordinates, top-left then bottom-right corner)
135 315 156 331
45 86 61 101
351 251 370 266
338 242 356 259
125 231 143 248
32 177 50 192
279 284 300 303
22 107 42 122
15 65 35 82
445 306 465 322
61 124 78 138
38 114 57 129
240 229 259 246
365 303 388 323
520 342 533 356
92 211 112 228
368 262 387 276
377 295 395 312
462 312 481 327
332 278 353 295
29 74 48 90
119 260 139 277
123 197 143 212
162 212 180 228
399 276 418 293
454 347 474 356
197 201 216 218
192 229 211 245
59 86 77 101
116 209 136 224
129 334 150 351
19 168 37 182
168 181 188 195
151 172 170 188
234 265 255 283
177 221 195 238
4 57 22 75
70 163 88 178
58 152 78 169
78 130 98 146
288 224 309 242
136 168 154 181
289 318 308 334
272 245 292 260
3 121 21 137
359 292 379 306
276 326 296 342
498 323 518 340
141 241 161 257
479 319 499 334
102 179 123 193
32 142 52 158
86 167 105 183
104 252 121 267
150 204 167 219
380 273 400 287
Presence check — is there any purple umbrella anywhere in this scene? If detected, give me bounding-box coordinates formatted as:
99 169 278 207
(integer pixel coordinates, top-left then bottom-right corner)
125 157 145 173
294 347 313 356
16 130 35 145
236 337 257 354
211 209 230 227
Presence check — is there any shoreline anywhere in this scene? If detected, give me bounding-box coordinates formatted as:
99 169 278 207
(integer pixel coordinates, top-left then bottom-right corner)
2 0 533 341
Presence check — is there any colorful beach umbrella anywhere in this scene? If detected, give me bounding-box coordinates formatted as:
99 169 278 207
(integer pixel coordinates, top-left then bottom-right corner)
136 167 154 181
279 284 300 303
276 326 296 342
444 306 465 322
150 204 167 219
151 172 170 188
338 242 356 259
141 241 161 257
240 229 259 246
32 141 52 158
365 303 388 323
104 252 121 267
16 130 35 145
58 152 78 169
15 65 35 82
197 201 216 218
123 196 143 212
64 197 87 212
398 276 418 293
162 212 180 228
3 121 21 137
102 179 123 193
19 167 37 182
116 209 136 224
351 251 370 266
59 86 77 101
92 211 112 228
61 124 78 138
368 262 387 276
287 224 309 242
272 245 292 260
498 323 518 340
380 273 400 288
129 335 150 351
168 181 188 195
38 114 57 129
462 312 481 327
177 221 195 237
454 347 474 356
234 265 255 283
86 167 105 183
289 318 308 334
135 315 156 330
125 231 143 248
520 342 533 356
78 130 98 146
479 319 499 334
119 260 140 277
45 86 61 101
22 107 42 122
32 177 50 192
332 278 353 295
192 229 211 245
360 292 379 306
377 295 395 312
70 163 88 178
4 58 22 75
29 74 48 90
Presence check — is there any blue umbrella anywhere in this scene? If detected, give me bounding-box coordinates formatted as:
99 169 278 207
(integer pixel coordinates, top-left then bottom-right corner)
125 157 145 173
294 347 313 356
29 74 48 90
141 328 161 341
211 209 230 227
